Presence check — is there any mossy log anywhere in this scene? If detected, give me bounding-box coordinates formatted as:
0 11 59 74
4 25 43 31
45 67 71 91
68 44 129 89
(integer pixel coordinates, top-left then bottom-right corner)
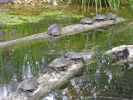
0 17 125 48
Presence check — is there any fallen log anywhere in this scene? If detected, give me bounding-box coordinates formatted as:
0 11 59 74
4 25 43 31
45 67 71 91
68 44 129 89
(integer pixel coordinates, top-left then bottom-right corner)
7 62 83 100
8 51 94 100
106 45 133 68
8 62 83 100
106 45 133 62
31 62 83 100
0 17 124 48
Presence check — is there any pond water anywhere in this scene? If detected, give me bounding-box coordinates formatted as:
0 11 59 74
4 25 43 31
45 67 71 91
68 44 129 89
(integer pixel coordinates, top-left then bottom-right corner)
0 4 133 100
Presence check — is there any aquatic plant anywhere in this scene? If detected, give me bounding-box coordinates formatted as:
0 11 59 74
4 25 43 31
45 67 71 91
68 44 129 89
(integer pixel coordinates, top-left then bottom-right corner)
85 47 133 98
128 0 133 9
70 0 121 13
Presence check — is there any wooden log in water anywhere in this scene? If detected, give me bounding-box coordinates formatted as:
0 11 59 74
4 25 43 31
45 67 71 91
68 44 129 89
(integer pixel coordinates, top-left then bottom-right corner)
31 61 83 100
0 17 125 48
106 45 133 64
8 61 83 100
8 51 94 100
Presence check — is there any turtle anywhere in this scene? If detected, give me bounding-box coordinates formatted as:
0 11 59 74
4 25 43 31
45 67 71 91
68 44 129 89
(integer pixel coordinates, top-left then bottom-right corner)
18 78 38 93
47 24 61 37
48 57 73 71
112 48 129 61
64 52 83 61
64 51 93 62
106 13 117 20
95 14 107 21
80 17 94 25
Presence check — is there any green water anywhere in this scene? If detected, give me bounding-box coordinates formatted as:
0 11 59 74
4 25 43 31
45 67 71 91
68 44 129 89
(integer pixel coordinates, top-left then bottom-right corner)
0 5 133 99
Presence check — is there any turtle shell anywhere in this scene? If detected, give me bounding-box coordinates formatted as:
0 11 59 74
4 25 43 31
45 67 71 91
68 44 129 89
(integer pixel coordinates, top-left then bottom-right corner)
18 78 38 92
95 14 107 21
64 51 93 61
106 13 117 20
64 52 82 60
49 57 71 68
80 17 94 24
47 24 61 36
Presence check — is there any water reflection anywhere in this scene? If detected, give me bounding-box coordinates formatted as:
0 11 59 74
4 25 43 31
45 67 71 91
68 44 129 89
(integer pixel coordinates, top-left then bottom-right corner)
42 89 70 100
42 91 58 100
84 32 92 49
8 74 18 92
0 84 8 100
106 70 112 84
26 61 33 79
95 69 101 82
40 57 48 73
0 24 132 99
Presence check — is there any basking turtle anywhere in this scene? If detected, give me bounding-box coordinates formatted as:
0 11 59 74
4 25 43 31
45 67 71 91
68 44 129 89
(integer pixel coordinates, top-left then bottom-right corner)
64 52 83 61
65 51 93 62
106 13 117 20
95 14 107 21
18 78 38 93
112 48 129 61
47 24 61 37
80 17 94 25
48 57 73 71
